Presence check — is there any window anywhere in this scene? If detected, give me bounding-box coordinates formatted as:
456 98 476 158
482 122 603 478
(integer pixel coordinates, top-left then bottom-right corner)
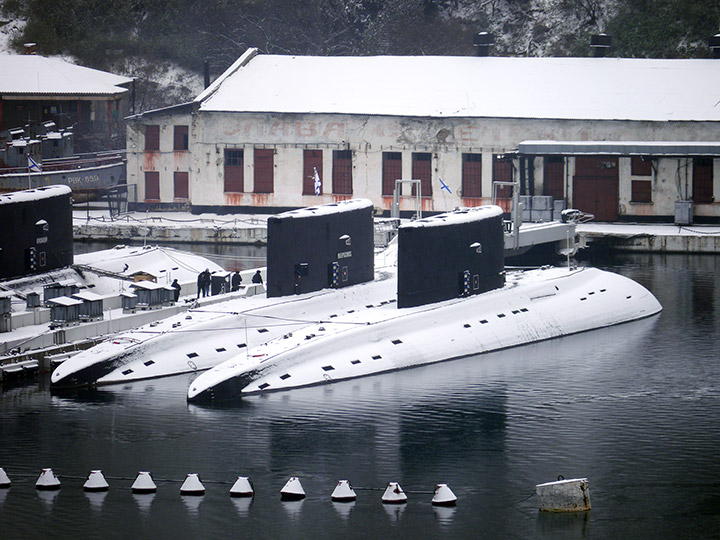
493 155 513 199
692 158 713 204
631 156 652 176
382 152 402 196
254 148 274 193
144 171 160 200
544 156 564 199
332 150 353 195
145 125 159 151
462 153 482 198
174 171 189 199
224 149 244 192
631 180 652 203
303 149 323 195
173 125 189 151
412 153 432 197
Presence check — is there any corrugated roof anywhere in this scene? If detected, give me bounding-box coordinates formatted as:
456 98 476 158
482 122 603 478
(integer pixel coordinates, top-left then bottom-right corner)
0 55 132 97
198 51 720 122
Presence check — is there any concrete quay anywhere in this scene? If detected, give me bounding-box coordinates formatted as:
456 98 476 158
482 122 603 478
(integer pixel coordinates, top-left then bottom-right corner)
577 223 720 253
73 210 720 253
73 211 269 245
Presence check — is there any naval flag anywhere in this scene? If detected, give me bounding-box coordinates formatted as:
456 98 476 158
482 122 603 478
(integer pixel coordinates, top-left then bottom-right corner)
439 177 451 193
313 167 321 195
28 155 42 173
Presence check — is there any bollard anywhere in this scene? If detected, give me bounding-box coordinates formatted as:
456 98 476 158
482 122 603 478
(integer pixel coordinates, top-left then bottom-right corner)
431 483 457 506
381 482 407 504
131 471 157 494
280 477 306 501
83 470 109 492
180 473 205 495
0 467 10 488
331 479 357 502
229 476 254 498
36 468 61 490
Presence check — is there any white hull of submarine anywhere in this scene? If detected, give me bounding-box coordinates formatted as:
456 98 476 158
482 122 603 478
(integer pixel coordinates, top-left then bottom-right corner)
187 207 662 402
51 199 380 389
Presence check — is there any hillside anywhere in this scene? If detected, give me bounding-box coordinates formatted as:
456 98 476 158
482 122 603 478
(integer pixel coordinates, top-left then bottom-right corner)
1 0 719 112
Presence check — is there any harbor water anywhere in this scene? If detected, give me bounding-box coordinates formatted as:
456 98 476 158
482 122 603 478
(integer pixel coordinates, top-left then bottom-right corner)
1 251 719 539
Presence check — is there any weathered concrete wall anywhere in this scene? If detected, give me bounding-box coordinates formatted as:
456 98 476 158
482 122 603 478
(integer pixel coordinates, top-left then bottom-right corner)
127 109 720 219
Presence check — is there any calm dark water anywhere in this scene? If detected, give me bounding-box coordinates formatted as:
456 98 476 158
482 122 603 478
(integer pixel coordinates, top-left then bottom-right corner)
1 253 719 539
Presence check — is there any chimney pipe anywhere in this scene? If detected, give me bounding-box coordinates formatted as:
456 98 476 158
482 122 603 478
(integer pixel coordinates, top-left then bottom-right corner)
23 42 37 55
473 32 495 57
204 61 210 88
590 34 612 57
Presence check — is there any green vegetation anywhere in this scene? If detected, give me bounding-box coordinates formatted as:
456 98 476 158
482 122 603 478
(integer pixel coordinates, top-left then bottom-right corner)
2 0 718 109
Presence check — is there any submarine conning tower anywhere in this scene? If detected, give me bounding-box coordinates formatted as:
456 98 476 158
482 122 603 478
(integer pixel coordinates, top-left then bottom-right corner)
397 205 505 308
266 198 375 298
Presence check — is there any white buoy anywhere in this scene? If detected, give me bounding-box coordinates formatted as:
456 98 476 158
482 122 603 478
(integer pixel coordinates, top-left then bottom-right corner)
280 476 306 500
131 471 157 494
536 477 591 512
180 473 205 495
36 468 61 490
431 483 457 506
229 476 254 497
381 482 407 504
83 470 109 492
0 467 10 488
331 479 357 502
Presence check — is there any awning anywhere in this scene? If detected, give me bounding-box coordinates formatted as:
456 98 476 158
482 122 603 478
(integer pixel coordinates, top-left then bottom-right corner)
518 140 720 157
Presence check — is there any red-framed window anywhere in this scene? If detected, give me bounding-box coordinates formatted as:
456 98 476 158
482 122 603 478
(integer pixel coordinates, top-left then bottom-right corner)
224 149 244 192
174 171 189 199
144 171 160 200
145 125 160 151
462 153 482 198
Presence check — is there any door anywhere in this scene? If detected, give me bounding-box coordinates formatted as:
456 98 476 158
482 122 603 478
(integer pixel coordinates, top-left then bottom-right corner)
572 156 619 221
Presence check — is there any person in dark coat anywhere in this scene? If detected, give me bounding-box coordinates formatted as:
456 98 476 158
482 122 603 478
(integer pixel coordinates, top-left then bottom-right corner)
201 269 211 297
196 271 204 299
252 270 263 285
231 271 242 291
171 279 181 301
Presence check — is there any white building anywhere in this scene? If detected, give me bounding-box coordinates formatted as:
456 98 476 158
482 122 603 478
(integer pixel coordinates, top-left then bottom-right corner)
126 48 720 222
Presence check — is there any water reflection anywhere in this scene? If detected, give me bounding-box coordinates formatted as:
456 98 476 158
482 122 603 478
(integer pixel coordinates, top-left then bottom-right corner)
3 252 720 539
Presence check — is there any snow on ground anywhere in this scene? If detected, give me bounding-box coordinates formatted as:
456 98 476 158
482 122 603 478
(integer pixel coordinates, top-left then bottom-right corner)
0 18 25 53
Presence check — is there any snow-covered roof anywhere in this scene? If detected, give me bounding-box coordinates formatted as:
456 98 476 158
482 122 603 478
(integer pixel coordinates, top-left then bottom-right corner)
275 198 373 220
0 185 71 206
198 50 720 122
72 291 104 302
402 205 503 229
0 55 132 97
47 296 83 307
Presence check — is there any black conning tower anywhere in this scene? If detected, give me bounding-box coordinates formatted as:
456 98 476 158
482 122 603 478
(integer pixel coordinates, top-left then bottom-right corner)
397 206 505 308
266 199 375 298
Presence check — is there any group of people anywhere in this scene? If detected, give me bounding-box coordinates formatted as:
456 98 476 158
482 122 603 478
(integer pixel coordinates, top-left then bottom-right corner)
195 268 263 299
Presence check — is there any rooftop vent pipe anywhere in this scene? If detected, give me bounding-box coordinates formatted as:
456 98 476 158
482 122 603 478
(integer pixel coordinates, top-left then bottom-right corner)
590 34 612 57
710 33 720 59
473 32 495 57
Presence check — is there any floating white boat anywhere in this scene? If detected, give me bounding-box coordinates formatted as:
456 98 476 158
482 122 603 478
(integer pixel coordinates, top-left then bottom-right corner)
187 207 662 403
